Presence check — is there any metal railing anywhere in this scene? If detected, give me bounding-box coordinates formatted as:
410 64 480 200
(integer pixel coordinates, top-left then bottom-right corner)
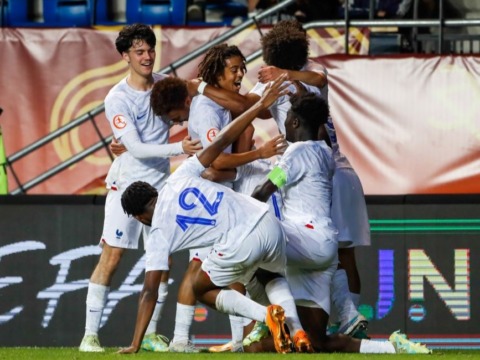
5 0 480 194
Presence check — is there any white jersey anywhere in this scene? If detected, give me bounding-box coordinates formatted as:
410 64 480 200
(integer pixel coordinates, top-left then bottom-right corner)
250 81 320 135
274 141 334 225
234 159 283 220
188 94 232 152
145 155 270 272
188 94 233 188
104 73 171 190
325 117 352 169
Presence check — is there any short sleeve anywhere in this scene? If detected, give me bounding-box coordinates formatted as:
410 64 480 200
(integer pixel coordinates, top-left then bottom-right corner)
104 94 137 139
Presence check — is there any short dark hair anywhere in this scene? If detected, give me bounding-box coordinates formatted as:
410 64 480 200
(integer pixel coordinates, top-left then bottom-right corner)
121 181 158 216
289 93 329 133
151 77 188 116
197 44 246 86
261 24 309 71
115 23 156 54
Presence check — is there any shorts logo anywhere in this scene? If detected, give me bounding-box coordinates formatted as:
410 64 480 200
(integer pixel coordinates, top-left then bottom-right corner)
113 115 127 129
206 128 219 142
115 229 123 239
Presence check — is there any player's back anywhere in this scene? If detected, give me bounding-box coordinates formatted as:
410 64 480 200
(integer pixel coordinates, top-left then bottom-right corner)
280 141 334 225
155 156 270 255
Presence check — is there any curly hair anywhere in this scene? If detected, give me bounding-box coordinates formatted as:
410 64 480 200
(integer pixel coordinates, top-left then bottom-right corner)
121 181 158 217
261 24 309 71
274 19 305 34
115 23 156 54
151 77 188 116
197 44 246 86
289 93 329 134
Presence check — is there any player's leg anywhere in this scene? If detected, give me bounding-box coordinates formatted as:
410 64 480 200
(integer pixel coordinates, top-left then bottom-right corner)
333 248 368 337
242 278 270 348
323 329 430 354
80 243 125 352
208 281 246 353
80 189 138 352
296 305 423 354
330 167 370 337
168 255 203 353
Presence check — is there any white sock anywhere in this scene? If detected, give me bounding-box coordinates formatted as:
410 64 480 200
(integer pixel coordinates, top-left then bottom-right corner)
85 282 109 336
360 339 396 353
215 289 266 322
145 281 168 336
229 315 245 344
265 277 303 335
331 269 357 324
350 292 361 308
245 277 270 306
171 303 195 344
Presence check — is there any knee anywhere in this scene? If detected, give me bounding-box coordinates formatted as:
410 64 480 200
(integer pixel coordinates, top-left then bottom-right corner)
98 248 124 274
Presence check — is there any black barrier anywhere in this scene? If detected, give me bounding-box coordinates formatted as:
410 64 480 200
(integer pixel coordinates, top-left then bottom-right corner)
0 195 479 349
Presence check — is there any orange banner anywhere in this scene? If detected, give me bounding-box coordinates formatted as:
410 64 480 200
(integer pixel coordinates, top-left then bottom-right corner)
5 26 436 196
318 54 480 194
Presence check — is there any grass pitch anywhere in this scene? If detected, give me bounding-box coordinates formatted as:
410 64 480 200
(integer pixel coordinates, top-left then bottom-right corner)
1 349 480 360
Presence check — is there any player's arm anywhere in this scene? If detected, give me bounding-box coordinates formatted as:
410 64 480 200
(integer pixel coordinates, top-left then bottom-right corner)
118 270 164 354
197 74 288 169
251 166 285 202
201 167 237 183
233 124 255 154
188 79 260 118
258 65 327 89
121 130 202 158
210 134 287 170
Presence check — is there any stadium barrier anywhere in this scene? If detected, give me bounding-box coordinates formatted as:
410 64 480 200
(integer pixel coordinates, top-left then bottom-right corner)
1 194 479 349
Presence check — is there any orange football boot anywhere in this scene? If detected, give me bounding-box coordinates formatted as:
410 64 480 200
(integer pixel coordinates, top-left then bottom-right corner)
265 305 293 353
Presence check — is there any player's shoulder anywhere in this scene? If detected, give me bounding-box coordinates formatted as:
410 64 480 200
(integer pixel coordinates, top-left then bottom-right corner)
105 78 129 102
191 95 225 116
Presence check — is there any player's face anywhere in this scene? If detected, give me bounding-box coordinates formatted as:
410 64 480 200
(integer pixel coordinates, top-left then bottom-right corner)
165 107 189 127
165 97 190 126
123 39 155 77
284 111 296 143
217 56 246 93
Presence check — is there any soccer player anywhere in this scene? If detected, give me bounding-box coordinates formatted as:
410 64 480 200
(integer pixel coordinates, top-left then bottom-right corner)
79 24 201 353
255 19 370 338
176 43 286 353
250 93 431 355
118 74 313 355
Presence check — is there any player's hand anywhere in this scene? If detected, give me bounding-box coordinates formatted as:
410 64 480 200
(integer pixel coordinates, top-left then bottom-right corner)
182 136 203 155
117 345 139 354
186 78 202 97
110 137 127 156
258 134 288 159
259 73 290 109
258 66 286 84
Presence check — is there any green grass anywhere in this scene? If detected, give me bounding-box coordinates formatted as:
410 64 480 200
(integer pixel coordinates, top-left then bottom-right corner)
1 349 480 360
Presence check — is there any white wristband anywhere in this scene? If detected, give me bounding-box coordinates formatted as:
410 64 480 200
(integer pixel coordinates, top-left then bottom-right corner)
198 81 207 95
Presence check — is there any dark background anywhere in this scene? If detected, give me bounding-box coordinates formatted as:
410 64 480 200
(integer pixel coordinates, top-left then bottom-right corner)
0 195 479 347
